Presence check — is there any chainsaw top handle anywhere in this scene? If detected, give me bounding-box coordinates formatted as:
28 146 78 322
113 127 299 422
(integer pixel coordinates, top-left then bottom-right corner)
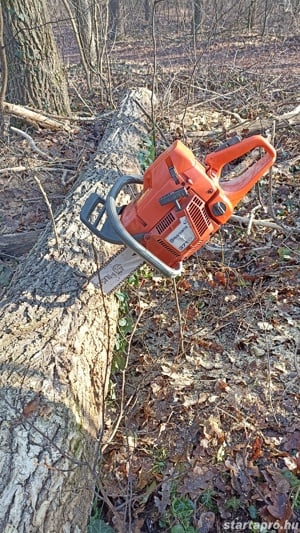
205 135 276 208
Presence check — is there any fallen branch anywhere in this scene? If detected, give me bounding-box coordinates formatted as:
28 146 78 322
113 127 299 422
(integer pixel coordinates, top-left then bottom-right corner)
10 126 53 160
231 214 288 232
0 165 76 179
0 165 28 175
3 101 73 132
32 174 59 247
228 104 300 135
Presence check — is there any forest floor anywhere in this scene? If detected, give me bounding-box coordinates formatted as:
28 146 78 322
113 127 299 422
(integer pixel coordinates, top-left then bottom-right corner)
0 27 299 533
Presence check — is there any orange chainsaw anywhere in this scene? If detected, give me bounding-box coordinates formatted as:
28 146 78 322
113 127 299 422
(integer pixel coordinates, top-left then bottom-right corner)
80 135 276 293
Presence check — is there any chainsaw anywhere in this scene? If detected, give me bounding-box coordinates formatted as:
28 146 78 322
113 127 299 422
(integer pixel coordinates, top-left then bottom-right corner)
80 135 276 294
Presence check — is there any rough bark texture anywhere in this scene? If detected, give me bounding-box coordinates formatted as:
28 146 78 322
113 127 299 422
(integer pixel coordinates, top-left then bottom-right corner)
2 0 70 115
193 0 203 37
109 0 125 40
0 88 153 532
70 0 98 68
233 105 300 135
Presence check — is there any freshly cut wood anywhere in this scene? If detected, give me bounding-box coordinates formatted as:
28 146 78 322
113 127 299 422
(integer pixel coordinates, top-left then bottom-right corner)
0 88 154 532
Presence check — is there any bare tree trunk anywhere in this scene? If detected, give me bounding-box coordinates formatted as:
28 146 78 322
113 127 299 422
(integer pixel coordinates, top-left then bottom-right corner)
248 0 257 30
0 88 153 532
109 0 124 39
2 0 70 115
144 0 151 22
192 0 203 42
261 0 271 36
70 0 98 68
0 5 8 133
61 0 98 90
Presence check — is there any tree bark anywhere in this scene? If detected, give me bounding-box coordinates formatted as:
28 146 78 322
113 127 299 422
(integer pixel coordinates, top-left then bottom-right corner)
69 0 98 68
192 0 203 39
61 0 98 90
109 0 124 40
144 0 151 22
2 0 70 115
0 88 153 532
247 0 257 30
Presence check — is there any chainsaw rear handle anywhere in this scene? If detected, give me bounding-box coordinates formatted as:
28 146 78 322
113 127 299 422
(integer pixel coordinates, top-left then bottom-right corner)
105 175 182 278
205 135 276 207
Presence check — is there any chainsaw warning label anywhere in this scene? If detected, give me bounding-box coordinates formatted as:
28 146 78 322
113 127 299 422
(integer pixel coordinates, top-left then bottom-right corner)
166 216 195 251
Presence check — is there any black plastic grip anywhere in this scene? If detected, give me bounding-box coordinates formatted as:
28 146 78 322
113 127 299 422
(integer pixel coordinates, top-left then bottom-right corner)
80 192 106 239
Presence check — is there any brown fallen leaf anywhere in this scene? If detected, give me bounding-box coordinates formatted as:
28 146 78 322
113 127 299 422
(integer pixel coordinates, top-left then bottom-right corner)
225 453 252 496
22 395 40 417
251 436 263 461
197 511 216 533
282 430 300 452
180 465 218 497
264 465 291 494
203 415 224 440
154 478 172 514
267 492 291 521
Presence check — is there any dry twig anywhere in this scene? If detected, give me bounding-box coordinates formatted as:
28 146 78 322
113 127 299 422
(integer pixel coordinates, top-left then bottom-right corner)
33 175 59 248
10 126 53 160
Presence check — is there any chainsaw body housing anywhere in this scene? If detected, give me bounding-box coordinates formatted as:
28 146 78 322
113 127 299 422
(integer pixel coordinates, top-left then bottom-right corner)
80 135 276 279
120 137 276 268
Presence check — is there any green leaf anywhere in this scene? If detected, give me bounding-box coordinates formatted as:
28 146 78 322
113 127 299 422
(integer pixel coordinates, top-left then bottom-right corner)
171 525 185 533
248 504 258 519
282 469 300 488
88 518 115 533
277 247 292 260
200 489 217 511
225 496 242 510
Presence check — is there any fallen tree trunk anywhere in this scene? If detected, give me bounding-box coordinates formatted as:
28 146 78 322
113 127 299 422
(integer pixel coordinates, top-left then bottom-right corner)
0 88 153 532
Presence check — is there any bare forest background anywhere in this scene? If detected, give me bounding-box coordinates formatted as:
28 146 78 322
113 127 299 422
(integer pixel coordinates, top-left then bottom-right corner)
0 1 299 532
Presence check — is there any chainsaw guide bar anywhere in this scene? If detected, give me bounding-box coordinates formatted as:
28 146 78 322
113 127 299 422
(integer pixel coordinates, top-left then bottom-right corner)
90 247 143 294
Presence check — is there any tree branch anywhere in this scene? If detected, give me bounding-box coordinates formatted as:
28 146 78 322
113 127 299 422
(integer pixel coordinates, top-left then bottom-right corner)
3 101 73 131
